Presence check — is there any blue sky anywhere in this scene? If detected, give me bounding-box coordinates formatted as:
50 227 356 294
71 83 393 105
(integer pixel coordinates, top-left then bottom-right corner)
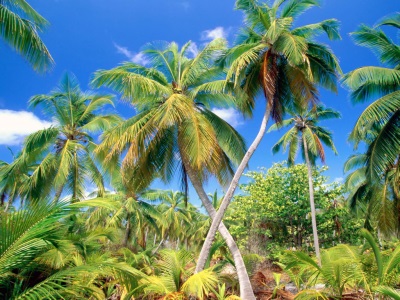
0 0 398 203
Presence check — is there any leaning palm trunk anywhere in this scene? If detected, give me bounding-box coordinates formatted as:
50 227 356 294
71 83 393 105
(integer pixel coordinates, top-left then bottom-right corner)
184 163 256 300
196 106 271 276
303 136 321 266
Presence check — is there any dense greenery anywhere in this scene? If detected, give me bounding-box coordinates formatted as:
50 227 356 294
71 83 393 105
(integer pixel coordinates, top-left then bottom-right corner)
1 0 399 299
226 164 363 256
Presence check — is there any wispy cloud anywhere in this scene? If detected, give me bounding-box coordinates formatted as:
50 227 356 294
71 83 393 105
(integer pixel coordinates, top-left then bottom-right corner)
211 108 243 128
187 42 199 57
333 177 344 183
0 110 52 145
201 26 228 41
114 43 149 65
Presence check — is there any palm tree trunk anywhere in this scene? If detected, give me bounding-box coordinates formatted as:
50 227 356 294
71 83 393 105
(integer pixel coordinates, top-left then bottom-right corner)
196 105 271 275
185 166 256 300
123 213 132 247
4 198 11 213
303 136 321 266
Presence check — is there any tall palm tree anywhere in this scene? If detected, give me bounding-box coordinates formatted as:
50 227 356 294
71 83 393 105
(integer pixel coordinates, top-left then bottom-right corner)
342 14 399 216
1 74 121 205
0 0 53 71
197 0 342 273
269 105 340 265
342 14 400 239
92 39 256 299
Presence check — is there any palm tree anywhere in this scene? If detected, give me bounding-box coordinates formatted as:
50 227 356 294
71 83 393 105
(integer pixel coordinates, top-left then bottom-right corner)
342 14 399 239
343 15 399 182
0 0 53 71
1 74 121 205
197 0 342 273
269 105 340 265
344 153 399 238
85 176 162 250
92 39 256 299
143 189 190 248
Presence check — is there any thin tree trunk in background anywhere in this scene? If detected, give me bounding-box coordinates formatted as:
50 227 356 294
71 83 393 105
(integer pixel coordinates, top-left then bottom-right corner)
0 192 5 207
186 168 256 300
123 214 132 247
152 239 164 255
196 106 271 275
4 198 11 213
303 136 321 266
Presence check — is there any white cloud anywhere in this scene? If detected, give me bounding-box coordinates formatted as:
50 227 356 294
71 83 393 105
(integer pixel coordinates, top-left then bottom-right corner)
114 43 149 65
0 110 52 145
211 108 243 128
201 27 228 41
333 177 344 183
187 42 199 57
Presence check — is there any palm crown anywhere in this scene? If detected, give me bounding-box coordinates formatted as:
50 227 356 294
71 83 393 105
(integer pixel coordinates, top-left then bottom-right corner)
0 74 121 204
92 39 247 189
223 0 342 122
270 105 339 165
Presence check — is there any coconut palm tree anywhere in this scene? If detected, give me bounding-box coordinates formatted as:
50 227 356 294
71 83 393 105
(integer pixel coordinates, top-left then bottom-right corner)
143 189 190 248
343 14 400 187
344 153 399 238
0 0 53 71
0 74 121 205
92 39 256 299
342 14 400 239
85 178 162 250
197 0 342 274
269 105 340 265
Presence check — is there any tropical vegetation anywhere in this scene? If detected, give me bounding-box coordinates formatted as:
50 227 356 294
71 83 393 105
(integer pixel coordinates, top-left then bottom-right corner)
1 0 399 299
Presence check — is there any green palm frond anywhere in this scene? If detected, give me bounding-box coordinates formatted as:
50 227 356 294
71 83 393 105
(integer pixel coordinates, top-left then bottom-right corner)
376 13 400 29
181 269 219 298
280 0 320 19
0 201 71 280
364 111 400 182
0 2 53 72
292 19 341 40
374 286 400 300
349 90 400 144
343 67 400 103
351 25 400 67
92 64 170 103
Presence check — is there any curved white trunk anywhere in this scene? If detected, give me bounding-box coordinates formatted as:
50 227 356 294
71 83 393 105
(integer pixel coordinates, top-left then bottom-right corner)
186 166 255 300
303 136 321 266
195 106 271 277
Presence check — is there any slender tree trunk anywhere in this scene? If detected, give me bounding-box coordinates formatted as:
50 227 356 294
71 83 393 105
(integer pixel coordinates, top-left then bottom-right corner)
151 239 164 255
196 106 271 274
4 198 11 213
185 167 256 300
303 136 321 266
123 214 132 247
